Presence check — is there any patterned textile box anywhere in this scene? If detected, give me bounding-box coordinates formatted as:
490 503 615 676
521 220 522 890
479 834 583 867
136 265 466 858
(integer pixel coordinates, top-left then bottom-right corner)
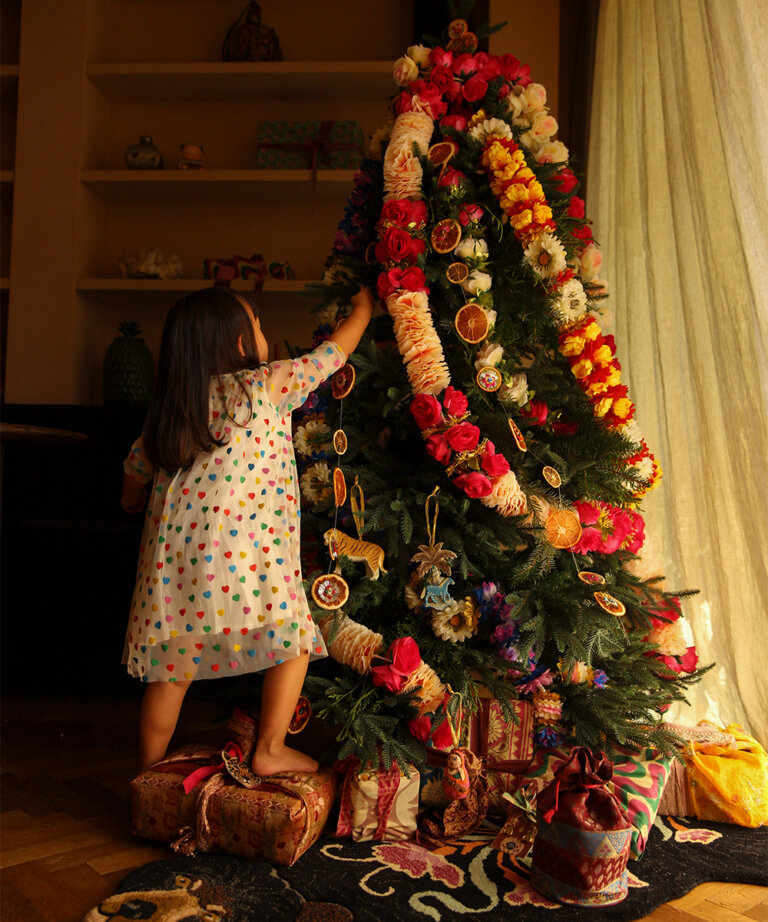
517 744 671 859
421 698 534 814
337 761 420 842
255 120 365 170
131 745 337 866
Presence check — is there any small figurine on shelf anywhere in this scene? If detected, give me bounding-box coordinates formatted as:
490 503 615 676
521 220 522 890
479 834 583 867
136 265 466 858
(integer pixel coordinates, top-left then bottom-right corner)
119 249 184 280
222 1 282 62
124 136 164 170
176 143 205 170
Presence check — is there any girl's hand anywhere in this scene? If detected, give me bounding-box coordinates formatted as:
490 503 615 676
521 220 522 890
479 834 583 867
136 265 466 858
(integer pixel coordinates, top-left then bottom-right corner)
350 286 375 316
330 287 375 357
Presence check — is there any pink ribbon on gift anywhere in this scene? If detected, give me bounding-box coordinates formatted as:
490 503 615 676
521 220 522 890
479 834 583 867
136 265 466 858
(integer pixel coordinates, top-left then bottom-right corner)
181 741 244 794
257 120 363 192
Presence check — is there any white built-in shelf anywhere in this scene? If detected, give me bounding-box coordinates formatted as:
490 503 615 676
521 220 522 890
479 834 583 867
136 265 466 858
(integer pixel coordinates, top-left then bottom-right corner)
81 169 355 202
86 61 394 102
77 278 318 294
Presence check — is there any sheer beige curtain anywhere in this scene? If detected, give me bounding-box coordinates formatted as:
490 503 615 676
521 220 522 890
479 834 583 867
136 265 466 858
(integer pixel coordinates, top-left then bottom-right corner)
587 0 768 744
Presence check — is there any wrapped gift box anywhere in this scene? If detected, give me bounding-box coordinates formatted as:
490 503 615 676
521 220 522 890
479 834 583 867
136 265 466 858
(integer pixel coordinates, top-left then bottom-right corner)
518 744 671 859
337 761 419 842
131 745 337 866
256 120 364 171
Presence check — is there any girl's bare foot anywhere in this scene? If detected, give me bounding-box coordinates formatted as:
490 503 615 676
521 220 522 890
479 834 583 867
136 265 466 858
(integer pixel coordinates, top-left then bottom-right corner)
251 743 319 777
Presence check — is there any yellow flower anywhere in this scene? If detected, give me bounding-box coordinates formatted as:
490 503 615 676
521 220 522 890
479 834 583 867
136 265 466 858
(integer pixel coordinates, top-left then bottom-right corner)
613 398 633 419
593 343 613 365
593 396 612 417
511 210 534 232
560 333 587 356
532 202 553 224
571 356 594 379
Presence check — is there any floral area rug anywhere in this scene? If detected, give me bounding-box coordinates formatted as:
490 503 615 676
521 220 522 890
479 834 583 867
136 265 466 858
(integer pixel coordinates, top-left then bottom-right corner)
84 817 766 922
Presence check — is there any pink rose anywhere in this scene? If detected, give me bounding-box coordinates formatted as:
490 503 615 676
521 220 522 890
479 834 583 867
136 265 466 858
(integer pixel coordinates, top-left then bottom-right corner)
568 196 586 219
438 167 466 188
556 168 579 194
473 52 501 79
444 422 480 451
407 715 432 741
410 393 444 429
480 441 510 477
409 79 447 118
462 74 488 103
430 717 455 750
400 266 428 292
520 399 548 426
442 385 468 417
452 53 477 76
370 663 405 693
390 636 421 675
393 90 414 115
377 267 429 300
452 471 493 498
425 433 452 465
380 198 425 227
498 53 528 84
459 202 484 225
678 647 699 673
430 47 453 68
440 114 468 133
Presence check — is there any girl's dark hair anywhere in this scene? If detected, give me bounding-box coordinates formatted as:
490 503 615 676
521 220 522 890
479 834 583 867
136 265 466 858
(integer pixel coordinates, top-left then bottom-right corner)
143 287 262 471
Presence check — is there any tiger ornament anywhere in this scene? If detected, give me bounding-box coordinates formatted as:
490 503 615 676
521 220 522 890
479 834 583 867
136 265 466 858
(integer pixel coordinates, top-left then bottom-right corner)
323 528 387 580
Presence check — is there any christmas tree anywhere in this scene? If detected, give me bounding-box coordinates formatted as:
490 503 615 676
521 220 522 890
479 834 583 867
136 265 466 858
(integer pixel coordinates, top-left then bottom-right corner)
295 13 704 771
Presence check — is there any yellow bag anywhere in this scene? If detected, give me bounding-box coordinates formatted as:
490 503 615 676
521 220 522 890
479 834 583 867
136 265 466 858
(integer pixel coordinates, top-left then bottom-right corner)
685 723 768 827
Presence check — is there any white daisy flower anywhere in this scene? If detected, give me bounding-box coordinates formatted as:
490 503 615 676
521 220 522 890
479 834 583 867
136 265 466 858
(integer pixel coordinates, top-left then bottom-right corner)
299 461 332 503
550 278 588 328
431 600 476 644
294 419 332 457
524 233 567 279
469 117 513 144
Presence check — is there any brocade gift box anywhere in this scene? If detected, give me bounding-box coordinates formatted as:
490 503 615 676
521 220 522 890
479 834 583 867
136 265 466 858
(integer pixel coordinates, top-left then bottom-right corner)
336 761 420 842
131 745 337 866
255 120 364 171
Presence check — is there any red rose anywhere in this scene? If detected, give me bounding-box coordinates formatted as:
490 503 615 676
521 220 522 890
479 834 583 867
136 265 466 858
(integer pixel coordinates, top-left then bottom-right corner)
430 63 454 95
407 200 428 226
440 114 468 133
480 441 510 477
556 168 579 194
459 202 484 225
462 74 488 102
409 78 447 118
375 226 424 265
430 47 453 68
453 471 493 498
438 167 466 188
430 717 455 750
380 198 415 227
520 399 548 426
678 646 699 673
425 433 451 465
370 663 405 693
552 419 579 436
393 90 414 115
444 422 480 451
498 53 526 83
390 636 421 675
407 715 432 741
400 266 428 292
572 224 594 246
474 52 501 80
452 53 477 76
410 393 444 429
442 385 468 417
567 196 586 219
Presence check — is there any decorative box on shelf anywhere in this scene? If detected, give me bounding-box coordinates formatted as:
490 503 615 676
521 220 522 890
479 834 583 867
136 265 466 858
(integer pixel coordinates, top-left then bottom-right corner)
255 120 365 172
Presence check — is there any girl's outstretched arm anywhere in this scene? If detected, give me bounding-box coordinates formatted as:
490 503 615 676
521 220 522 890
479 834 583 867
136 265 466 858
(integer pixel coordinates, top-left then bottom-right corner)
329 287 374 357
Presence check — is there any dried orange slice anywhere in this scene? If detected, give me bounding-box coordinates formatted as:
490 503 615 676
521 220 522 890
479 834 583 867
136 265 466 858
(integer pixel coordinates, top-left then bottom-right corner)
311 573 350 610
594 591 626 616
508 418 527 451
428 141 455 167
447 18 468 39
333 429 348 455
334 468 347 507
578 571 606 586
454 302 489 344
431 218 462 254
446 261 469 284
288 695 312 734
365 241 378 265
332 363 356 399
542 466 562 488
544 508 582 549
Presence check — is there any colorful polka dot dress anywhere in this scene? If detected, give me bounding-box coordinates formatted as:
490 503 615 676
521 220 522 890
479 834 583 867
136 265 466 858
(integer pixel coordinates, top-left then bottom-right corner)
122 342 346 683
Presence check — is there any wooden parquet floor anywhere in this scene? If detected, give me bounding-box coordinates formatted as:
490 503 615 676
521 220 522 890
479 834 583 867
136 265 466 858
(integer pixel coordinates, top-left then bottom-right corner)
1 696 766 922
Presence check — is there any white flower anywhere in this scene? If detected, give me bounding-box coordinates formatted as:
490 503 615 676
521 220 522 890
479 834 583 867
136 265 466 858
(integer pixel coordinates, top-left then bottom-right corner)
524 233 567 279
500 372 528 406
578 244 603 281
523 83 547 112
431 601 476 643
469 117 513 144
406 44 431 68
530 110 558 141
535 140 569 164
550 278 588 328
505 90 527 125
294 419 332 457
621 419 644 445
474 342 504 370
462 269 492 295
299 461 332 503
485 309 497 330
454 237 489 261
518 130 539 152
393 55 419 87
368 122 393 160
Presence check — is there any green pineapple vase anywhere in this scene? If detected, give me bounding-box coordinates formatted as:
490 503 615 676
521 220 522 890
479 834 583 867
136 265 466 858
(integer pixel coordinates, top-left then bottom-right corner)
103 320 154 407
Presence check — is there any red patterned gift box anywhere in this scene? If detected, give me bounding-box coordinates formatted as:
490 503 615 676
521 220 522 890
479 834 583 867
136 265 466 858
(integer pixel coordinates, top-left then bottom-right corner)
337 761 420 842
131 745 337 866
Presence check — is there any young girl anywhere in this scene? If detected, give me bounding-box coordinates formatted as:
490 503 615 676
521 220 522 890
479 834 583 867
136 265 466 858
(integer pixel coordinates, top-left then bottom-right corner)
121 285 374 774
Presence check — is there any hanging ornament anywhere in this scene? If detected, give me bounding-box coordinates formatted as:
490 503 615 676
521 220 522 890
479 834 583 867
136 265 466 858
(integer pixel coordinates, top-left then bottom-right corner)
428 141 455 173
332 363 356 399
454 302 489 344
578 571 606 586
311 573 350 610
333 429 348 455
430 218 462 254
594 591 626 616
544 508 582 549
333 467 347 506
446 261 469 285
289 695 312 734
440 689 470 801
446 18 478 54
476 366 502 392
542 465 562 488
508 417 528 451
322 480 387 580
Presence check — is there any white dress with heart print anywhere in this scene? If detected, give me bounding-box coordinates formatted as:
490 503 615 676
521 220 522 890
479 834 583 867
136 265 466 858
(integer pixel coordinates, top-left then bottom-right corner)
121 341 346 683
